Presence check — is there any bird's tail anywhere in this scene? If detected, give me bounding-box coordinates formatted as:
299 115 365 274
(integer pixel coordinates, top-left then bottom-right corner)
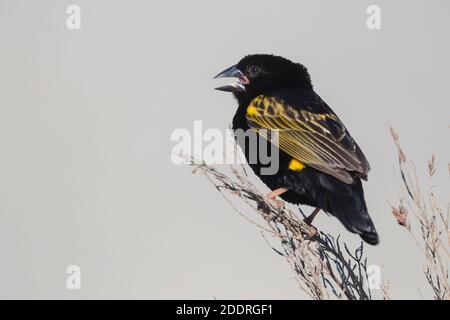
326 189 379 245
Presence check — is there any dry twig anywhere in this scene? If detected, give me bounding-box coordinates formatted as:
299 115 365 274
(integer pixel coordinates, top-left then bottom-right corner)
185 151 376 300
389 127 450 300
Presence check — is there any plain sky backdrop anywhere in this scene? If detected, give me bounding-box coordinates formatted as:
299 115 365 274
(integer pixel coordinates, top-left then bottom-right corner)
0 0 449 299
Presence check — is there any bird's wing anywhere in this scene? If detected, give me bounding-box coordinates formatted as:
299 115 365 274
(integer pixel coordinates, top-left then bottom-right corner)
246 90 370 184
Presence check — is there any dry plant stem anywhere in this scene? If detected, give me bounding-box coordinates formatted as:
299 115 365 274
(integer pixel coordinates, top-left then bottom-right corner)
187 153 375 300
390 127 450 300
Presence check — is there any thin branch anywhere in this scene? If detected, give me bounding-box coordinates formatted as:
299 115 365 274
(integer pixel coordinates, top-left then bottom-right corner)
184 151 375 300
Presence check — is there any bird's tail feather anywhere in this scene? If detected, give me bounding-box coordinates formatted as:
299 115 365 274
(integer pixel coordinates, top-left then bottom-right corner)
327 192 379 245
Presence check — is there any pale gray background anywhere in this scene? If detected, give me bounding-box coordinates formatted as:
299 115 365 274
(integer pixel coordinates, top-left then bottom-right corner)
0 0 449 299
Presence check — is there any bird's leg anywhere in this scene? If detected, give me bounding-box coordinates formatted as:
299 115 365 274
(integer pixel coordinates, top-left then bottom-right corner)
265 187 288 209
304 207 321 225
303 208 321 238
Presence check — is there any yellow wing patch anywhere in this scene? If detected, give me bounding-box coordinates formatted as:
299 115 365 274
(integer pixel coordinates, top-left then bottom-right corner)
288 159 305 171
246 105 258 116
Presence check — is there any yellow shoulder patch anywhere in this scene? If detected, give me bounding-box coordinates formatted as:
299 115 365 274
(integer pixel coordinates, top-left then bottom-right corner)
288 159 305 171
247 105 258 116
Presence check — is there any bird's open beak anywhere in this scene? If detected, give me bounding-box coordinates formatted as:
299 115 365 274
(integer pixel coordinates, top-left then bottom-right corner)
213 64 248 92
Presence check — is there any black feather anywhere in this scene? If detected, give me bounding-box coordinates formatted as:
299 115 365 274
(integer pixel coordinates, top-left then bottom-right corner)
225 54 379 245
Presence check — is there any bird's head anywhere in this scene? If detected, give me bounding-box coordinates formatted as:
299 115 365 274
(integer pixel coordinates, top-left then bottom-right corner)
214 54 312 102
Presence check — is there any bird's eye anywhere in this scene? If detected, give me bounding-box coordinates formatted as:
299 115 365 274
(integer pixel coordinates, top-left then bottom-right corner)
247 65 261 77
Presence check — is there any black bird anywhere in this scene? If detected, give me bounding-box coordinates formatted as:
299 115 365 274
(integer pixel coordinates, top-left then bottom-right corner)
214 54 379 245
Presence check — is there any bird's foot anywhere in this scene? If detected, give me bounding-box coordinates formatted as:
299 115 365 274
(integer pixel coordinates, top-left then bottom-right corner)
303 224 318 240
267 198 285 209
257 198 284 216
264 188 288 210
257 198 285 222
257 188 288 220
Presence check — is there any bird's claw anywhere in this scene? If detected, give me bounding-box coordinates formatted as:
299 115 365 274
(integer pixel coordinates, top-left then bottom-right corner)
268 198 285 209
303 224 318 240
